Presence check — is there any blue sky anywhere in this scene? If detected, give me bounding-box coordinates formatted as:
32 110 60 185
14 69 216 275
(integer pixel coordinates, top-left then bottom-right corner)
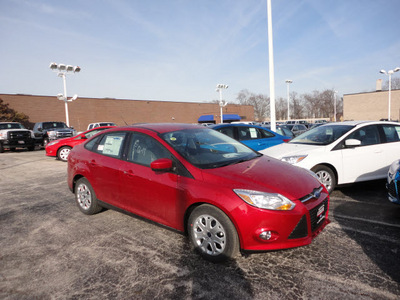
1 0 400 103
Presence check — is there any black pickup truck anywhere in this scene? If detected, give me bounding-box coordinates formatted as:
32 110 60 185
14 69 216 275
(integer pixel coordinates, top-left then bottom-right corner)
33 121 76 147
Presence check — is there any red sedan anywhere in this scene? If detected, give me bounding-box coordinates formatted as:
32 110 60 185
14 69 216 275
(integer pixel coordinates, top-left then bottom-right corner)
46 126 115 161
67 123 330 262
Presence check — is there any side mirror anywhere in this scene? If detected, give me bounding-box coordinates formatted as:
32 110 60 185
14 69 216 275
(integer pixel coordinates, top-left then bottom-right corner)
345 139 361 148
151 158 173 172
38 127 43 132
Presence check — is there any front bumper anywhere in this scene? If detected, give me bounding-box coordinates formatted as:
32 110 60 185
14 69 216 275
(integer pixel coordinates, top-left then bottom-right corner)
235 191 330 252
1 138 35 148
387 173 400 205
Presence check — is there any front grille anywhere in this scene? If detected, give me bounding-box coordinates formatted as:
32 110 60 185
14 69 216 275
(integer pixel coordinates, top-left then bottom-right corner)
388 179 399 198
8 131 30 140
56 131 73 138
309 197 328 232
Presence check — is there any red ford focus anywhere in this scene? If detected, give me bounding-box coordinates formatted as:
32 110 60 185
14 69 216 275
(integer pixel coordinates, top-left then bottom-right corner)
67 123 330 262
46 126 115 161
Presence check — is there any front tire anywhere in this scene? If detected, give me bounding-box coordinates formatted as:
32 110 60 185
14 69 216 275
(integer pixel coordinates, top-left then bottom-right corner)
75 178 102 215
57 146 72 162
188 204 239 262
312 165 336 193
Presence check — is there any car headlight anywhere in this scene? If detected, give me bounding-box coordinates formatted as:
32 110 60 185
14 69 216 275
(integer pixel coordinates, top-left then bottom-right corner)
388 160 400 180
234 189 295 210
47 140 60 147
48 131 56 137
281 155 307 164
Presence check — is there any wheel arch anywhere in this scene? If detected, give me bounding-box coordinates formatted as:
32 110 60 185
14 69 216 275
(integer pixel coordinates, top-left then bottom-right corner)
183 202 242 249
311 163 338 184
72 174 85 194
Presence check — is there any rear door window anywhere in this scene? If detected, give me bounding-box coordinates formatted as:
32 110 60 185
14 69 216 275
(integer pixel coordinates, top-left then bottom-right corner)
382 124 400 143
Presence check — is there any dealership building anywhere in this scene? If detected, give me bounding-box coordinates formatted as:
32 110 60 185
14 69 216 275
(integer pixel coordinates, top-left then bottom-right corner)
0 94 254 132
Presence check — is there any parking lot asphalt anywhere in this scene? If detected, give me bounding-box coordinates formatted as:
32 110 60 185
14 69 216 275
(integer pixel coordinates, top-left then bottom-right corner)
1 150 400 300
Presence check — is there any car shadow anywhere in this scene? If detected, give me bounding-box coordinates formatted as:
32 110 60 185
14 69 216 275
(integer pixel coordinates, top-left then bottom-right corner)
334 180 400 284
171 240 254 299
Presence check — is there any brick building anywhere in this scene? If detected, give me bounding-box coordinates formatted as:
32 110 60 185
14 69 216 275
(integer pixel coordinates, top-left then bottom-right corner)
343 89 400 121
0 94 254 132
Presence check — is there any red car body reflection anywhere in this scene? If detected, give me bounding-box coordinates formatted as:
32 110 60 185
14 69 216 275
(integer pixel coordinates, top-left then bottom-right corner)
67 123 330 261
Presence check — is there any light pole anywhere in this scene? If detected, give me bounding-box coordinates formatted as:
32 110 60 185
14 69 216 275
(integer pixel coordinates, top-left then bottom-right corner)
267 0 276 132
380 67 400 121
49 62 81 127
216 84 228 124
333 90 338 122
285 80 292 120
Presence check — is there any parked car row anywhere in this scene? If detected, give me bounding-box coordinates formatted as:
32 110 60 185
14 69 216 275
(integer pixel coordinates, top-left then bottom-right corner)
4 120 400 206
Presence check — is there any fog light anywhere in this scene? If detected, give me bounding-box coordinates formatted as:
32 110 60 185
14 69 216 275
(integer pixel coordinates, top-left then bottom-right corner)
259 230 272 240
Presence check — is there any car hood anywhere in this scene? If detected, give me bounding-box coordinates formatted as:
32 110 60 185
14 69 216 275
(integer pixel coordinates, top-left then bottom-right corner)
201 156 321 200
260 143 324 159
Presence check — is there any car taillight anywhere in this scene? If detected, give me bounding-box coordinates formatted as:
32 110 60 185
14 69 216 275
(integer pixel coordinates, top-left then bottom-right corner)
283 139 291 143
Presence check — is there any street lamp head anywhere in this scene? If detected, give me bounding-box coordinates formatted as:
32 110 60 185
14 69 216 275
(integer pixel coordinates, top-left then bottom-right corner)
380 69 387 75
394 67 400 73
49 62 58 70
58 64 66 71
66 65 74 72
216 84 228 89
74 66 81 73
285 79 292 84
57 93 65 101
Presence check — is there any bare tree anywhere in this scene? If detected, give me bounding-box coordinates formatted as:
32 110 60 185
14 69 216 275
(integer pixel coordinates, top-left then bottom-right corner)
291 92 304 119
236 89 269 121
275 97 287 120
383 77 400 90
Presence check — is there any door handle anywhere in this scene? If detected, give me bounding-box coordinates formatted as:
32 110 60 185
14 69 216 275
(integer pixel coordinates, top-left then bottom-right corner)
123 170 135 177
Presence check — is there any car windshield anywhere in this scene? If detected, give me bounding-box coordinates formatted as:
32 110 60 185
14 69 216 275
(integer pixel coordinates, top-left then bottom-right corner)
0 123 24 129
161 128 260 169
43 122 68 129
289 124 354 145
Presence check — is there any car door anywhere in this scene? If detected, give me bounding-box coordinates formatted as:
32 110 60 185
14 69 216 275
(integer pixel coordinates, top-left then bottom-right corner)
236 126 277 151
85 131 127 208
118 133 184 227
340 124 387 183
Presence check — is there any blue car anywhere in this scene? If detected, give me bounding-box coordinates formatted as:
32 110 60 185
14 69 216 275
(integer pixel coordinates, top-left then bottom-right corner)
211 123 291 151
387 159 400 204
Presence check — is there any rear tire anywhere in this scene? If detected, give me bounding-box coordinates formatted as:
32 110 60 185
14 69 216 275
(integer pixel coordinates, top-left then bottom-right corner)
188 204 239 262
312 165 336 193
75 178 102 215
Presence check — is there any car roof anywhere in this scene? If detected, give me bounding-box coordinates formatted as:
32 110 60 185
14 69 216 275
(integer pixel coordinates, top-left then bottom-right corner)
210 123 266 130
323 120 400 127
117 123 205 134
